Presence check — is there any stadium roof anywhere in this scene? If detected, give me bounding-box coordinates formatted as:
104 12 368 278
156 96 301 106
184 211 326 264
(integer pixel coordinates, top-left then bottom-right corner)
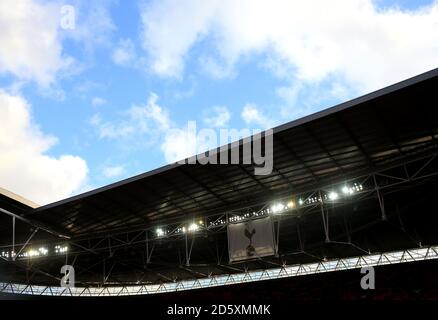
20 68 438 239
2 68 438 287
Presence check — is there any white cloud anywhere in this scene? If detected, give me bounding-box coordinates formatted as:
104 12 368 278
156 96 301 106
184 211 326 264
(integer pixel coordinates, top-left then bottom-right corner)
161 128 196 163
91 94 273 164
102 165 125 178
203 106 231 127
277 79 354 118
140 0 218 77
97 122 135 140
199 55 235 79
139 0 438 92
90 93 187 162
0 90 88 205
89 113 102 126
91 93 172 141
0 1 116 88
91 97 107 106
91 93 224 164
65 1 116 51
241 103 275 129
129 93 172 132
160 123 216 164
0 0 74 87
112 38 138 66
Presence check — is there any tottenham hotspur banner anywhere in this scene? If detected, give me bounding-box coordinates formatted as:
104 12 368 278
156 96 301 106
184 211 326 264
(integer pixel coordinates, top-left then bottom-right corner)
228 217 276 262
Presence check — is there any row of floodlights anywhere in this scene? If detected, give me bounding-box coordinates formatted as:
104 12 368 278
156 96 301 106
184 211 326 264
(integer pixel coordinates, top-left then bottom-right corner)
156 220 205 237
154 183 363 238
229 210 268 223
271 183 363 214
0 245 68 259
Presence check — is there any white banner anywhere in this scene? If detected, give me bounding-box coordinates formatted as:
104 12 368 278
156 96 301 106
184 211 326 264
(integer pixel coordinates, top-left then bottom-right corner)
227 217 276 263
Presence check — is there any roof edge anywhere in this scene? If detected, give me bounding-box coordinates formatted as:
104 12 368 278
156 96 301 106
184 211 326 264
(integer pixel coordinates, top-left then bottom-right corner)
0 187 40 209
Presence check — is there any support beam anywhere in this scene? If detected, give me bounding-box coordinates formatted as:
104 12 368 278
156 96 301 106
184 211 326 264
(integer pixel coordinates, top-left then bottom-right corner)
146 232 154 264
297 219 304 252
0 207 69 239
185 233 195 266
274 218 280 257
12 216 15 255
13 228 39 261
319 192 330 243
373 175 387 221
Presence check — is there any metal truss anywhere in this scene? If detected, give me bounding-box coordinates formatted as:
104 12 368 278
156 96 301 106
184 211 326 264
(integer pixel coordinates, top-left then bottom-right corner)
0 207 69 239
3 152 437 258
1 246 437 297
1 152 438 287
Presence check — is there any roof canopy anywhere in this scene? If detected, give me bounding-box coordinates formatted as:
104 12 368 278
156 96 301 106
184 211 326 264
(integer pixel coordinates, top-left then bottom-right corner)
2 68 438 286
16 68 438 239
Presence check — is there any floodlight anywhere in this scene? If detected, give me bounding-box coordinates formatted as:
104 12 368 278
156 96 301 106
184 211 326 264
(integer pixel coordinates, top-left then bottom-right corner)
287 201 295 209
27 249 39 257
328 191 339 201
188 223 199 232
271 203 285 214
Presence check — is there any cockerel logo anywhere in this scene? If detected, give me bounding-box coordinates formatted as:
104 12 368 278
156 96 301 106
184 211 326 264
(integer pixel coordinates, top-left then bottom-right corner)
244 224 256 257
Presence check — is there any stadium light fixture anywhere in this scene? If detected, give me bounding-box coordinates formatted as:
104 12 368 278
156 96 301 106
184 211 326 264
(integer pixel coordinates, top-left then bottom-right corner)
271 203 285 214
54 245 68 254
156 228 165 237
342 185 354 195
27 250 38 257
353 182 363 192
188 223 199 232
328 191 339 201
147 182 366 239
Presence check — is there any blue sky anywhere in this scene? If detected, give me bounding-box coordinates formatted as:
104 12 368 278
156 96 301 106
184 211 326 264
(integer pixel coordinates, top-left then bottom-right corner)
1 0 437 205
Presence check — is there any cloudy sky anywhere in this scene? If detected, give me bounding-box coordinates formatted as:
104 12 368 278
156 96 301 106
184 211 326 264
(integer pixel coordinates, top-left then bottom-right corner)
1 0 437 205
